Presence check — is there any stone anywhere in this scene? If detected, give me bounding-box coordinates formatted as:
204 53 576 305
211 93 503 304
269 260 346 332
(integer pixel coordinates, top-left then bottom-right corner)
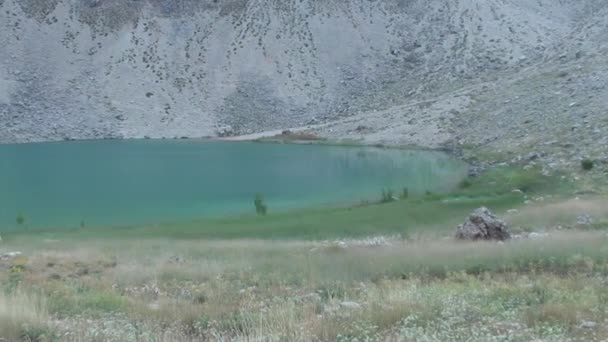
576 214 594 226
455 207 511 241
579 320 597 329
339 301 362 310
0 251 22 260
333 241 348 249
216 125 235 137
528 232 549 239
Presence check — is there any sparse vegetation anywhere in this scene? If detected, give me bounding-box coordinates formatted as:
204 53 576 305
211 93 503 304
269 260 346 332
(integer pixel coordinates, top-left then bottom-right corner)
0 290 52 341
2 226 608 341
0 166 601 341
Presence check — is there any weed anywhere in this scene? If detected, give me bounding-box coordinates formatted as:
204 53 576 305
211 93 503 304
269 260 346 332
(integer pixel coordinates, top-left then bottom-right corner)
254 193 268 216
16 213 26 227
400 187 409 199
458 178 473 189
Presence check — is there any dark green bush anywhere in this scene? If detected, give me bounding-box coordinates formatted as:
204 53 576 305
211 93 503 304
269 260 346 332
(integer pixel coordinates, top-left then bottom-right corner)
458 178 473 189
581 159 594 171
254 193 268 216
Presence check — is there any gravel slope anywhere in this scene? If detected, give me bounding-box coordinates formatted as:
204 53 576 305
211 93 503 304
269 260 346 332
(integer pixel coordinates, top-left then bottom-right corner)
0 0 606 168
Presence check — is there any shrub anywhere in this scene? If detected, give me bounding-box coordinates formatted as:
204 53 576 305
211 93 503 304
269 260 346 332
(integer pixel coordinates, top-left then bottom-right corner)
581 159 594 171
458 178 473 189
400 187 409 199
381 188 395 203
254 193 268 216
15 213 25 227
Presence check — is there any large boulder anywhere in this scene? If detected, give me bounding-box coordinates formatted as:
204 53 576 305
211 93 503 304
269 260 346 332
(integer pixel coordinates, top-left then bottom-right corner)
456 207 511 241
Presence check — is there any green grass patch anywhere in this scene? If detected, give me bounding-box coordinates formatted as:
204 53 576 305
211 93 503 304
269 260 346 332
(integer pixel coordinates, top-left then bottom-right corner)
2 166 566 241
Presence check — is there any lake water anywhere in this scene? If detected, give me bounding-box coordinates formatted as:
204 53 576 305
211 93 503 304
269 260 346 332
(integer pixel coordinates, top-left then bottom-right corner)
0 140 466 230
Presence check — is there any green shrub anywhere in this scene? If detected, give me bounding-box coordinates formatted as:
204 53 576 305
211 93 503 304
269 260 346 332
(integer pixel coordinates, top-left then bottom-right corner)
581 159 594 171
16 213 25 227
254 193 268 216
21 326 55 341
458 179 473 189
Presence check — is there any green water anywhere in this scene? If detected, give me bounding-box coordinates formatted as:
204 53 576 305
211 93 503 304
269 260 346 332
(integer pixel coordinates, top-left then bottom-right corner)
0 140 466 230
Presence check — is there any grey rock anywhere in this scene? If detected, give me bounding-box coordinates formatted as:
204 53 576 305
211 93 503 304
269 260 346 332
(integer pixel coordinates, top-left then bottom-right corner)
528 232 549 240
0 251 22 260
579 320 598 329
576 214 594 226
0 0 607 147
456 207 511 241
216 125 235 138
339 301 362 310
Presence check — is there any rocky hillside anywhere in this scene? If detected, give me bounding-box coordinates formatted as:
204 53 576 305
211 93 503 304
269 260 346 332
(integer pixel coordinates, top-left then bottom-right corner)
0 0 607 156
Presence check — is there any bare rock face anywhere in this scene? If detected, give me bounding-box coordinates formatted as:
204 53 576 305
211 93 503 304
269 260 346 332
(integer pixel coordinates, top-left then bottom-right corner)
456 207 510 241
1 0 607 143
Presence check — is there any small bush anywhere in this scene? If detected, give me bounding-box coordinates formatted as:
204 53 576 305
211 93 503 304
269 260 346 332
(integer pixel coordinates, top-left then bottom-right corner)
458 178 473 189
381 188 395 203
254 193 268 216
581 159 594 171
400 187 409 199
16 213 25 227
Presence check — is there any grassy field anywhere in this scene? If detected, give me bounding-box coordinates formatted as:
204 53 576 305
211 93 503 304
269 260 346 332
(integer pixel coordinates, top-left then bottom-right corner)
1 166 608 341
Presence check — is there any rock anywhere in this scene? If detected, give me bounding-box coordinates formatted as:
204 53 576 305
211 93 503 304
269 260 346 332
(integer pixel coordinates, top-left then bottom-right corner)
455 207 511 241
333 241 348 249
307 117 319 125
576 214 594 226
579 320 598 329
339 301 362 310
528 232 549 239
0 252 22 261
216 125 235 137
467 165 485 178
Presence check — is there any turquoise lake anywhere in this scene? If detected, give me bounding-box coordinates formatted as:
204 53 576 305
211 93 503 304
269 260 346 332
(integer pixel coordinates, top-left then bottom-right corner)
0 140 467 230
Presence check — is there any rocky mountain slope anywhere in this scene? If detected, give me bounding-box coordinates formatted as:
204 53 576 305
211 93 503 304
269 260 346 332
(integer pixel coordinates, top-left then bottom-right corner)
0 0 607 162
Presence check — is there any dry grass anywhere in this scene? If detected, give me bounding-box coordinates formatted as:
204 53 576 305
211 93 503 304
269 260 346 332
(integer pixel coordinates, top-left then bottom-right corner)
506 197 608 229
1 192 608 340
1 228 608 340
0 290 50 341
